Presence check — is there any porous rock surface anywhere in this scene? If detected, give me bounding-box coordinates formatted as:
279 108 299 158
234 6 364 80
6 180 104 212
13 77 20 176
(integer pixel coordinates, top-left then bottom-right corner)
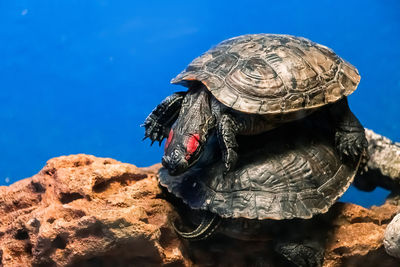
0 155 188 267
384 213 400 259
0 154 399 267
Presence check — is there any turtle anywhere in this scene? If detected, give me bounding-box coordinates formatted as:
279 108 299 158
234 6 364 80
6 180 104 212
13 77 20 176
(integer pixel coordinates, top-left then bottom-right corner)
158 117 362 266
143 33 367 176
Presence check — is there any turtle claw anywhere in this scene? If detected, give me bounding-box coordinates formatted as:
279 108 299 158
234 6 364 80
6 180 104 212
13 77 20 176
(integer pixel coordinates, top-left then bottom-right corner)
351 145 359 159
223 148 238 174
335 130 368 163
151 132 158 141
217 114 240 175
143 92 186 146
143 119 169 145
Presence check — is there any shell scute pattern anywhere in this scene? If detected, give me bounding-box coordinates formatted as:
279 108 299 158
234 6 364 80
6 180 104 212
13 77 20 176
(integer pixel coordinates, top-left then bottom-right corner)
172 34 360 114
159 119 360 220
205 53 239 79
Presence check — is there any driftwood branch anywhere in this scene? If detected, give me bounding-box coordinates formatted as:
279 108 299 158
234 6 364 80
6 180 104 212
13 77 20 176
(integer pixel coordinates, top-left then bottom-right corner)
355 129 400 192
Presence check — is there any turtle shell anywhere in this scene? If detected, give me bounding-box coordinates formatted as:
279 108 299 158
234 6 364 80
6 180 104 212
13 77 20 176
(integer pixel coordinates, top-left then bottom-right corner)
159 117 360 220
171 34 360 114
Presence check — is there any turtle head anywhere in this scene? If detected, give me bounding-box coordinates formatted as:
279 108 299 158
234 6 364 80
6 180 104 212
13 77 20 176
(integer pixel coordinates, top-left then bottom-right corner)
162 85 216 176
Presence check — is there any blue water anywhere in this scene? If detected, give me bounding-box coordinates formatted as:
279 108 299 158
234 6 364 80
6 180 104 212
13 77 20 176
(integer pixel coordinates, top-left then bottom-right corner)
0 1 399 207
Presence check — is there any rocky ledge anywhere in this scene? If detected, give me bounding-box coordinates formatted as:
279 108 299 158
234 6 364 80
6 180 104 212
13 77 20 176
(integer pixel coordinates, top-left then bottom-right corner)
0 150 399 266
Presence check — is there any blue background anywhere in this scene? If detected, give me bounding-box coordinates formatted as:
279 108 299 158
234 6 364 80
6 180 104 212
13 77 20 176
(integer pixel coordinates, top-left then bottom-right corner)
0 0 399 207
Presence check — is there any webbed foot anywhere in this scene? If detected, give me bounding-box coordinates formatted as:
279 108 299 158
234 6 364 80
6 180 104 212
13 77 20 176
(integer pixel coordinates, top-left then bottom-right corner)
143 92 186 145
329 97 368 163
335 129 368 162
143 119 168 145
274 241 324 267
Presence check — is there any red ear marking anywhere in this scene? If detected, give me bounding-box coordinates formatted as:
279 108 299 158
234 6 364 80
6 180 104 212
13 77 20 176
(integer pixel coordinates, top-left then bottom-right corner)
186 134 200 156
165 129 173 151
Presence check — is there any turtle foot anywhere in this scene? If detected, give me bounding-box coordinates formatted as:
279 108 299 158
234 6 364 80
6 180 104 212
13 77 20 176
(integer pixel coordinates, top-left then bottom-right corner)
335 130 368 163
143 92 186 146
143 118 169 146
274 241 324 267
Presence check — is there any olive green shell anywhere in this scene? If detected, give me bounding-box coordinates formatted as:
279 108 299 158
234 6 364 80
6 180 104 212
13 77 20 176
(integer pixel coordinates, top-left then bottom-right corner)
159 118 360 220
171 34 360 114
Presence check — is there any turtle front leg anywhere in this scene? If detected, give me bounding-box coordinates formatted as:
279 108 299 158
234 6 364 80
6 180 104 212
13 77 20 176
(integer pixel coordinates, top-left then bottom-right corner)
329 97 368 162
143 91 186 145
217 113 242 173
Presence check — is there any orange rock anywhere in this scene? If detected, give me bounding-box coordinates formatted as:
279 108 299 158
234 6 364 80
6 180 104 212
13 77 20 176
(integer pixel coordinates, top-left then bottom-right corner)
323 203 399 267
0 155 189 267
0 154 398 266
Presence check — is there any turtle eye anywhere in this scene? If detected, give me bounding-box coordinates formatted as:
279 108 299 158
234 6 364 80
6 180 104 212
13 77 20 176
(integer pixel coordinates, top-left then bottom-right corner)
165 129 173 151
186 134 200 159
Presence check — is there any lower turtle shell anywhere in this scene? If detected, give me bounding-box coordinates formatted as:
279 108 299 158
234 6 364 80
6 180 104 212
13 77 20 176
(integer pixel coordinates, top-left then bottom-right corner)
159 116 360 220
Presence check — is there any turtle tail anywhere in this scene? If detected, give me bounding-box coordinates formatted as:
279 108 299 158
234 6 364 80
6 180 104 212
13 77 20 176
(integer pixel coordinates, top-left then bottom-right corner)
173 212 221 241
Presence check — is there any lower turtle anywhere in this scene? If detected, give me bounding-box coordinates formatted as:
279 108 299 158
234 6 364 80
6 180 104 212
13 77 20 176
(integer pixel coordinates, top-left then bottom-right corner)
159 116 362 267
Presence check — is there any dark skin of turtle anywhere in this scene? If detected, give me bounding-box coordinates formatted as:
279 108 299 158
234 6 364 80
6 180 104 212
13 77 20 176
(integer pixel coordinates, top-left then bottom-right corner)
144 34 367 176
